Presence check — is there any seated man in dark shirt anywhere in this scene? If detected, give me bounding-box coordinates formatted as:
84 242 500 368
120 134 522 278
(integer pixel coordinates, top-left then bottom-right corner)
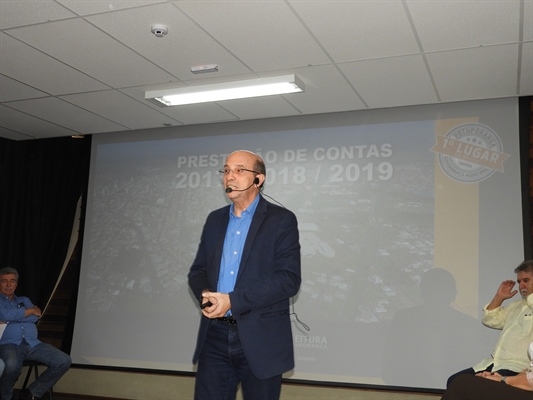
0 267 71 400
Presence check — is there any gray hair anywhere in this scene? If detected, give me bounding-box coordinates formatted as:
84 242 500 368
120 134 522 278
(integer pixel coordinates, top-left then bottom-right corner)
0 267 19 281
514 260 533 274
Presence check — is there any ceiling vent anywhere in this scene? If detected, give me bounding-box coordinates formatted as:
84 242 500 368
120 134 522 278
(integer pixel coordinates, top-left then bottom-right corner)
191 65 219 74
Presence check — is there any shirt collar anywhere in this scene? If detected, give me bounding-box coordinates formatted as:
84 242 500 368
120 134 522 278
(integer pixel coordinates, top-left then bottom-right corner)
229 194 260 218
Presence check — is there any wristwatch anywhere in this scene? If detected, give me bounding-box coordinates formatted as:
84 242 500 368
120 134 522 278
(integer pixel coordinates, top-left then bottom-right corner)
500 376 507 384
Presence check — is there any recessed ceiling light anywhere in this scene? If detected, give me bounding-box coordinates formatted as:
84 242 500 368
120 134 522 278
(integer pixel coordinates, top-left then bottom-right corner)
145 74 304 107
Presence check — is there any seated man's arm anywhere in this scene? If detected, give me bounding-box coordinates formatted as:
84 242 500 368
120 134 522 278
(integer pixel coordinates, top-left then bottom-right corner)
482 280 517 328
0 296 40 323
478 371 533 391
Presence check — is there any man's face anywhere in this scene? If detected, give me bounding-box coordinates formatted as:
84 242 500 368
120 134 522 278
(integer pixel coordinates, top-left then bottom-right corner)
0 273 18 299
223 151 260 200
517 271 533 298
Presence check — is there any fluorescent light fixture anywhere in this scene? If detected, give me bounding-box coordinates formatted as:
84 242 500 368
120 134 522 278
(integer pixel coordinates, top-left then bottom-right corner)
145 74 304 106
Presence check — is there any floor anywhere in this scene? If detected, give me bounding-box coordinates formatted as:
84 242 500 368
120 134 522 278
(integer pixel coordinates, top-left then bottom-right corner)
13 390 117 400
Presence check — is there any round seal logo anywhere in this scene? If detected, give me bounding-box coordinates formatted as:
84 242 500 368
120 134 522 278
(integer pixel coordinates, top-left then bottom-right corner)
431 123 509 183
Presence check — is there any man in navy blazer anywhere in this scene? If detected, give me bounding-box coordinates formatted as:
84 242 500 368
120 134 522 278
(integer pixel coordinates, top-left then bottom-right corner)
188 150 301 400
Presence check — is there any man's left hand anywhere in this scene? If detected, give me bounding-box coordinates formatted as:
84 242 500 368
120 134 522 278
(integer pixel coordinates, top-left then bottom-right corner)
201 291 231 318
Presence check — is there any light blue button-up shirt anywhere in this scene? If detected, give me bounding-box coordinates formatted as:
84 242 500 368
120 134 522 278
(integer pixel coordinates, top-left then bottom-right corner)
0 294 41 347
217 195 260 307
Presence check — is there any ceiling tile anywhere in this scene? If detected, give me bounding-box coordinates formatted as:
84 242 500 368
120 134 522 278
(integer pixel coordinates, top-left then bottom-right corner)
340 55 437 109
59 90 183 130
177 0 330 71
291 0 420 62
520 42 533 95
0 0 75 29
85 3 250 81
218 96 301 121
0 74 48 102
427 44 520 101
524 0 533 41
427 44 518 101
283 65 367 114
0 104 79 138
5 97 128 134
57 0 166 15
155 103 239 126
7 18 176 87
0 126 32 141
408 0 521 52
0 33 110 95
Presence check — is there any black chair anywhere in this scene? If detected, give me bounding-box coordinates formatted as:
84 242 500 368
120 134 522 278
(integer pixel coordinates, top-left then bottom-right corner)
19 360 53 400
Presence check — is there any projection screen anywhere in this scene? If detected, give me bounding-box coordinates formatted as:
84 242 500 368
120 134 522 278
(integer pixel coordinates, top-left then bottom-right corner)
71 97 524 390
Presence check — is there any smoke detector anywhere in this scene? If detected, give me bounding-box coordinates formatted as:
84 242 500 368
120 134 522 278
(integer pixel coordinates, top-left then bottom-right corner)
151 24 168 38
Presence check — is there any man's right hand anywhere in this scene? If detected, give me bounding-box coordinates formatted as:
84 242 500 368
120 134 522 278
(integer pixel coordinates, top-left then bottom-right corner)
487 280 518 310
496 280 518 299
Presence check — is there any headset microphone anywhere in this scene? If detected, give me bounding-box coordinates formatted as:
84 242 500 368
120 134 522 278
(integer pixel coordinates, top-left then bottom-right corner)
225 176 261 193
225 179 259 193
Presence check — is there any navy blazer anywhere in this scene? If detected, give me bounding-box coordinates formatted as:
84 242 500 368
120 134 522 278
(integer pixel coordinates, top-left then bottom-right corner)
188 195 301 379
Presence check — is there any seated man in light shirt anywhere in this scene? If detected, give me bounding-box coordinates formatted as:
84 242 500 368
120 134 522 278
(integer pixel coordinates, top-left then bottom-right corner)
447 259 533 386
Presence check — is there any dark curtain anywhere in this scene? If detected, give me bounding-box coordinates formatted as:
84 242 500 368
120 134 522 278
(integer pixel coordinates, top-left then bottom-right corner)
0 135 91 309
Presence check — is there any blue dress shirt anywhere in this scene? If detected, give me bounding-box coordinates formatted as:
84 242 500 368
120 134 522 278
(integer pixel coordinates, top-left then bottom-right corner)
217 195 260 304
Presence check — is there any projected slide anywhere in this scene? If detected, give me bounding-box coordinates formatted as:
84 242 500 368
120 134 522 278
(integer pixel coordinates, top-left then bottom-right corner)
72 98 523 389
